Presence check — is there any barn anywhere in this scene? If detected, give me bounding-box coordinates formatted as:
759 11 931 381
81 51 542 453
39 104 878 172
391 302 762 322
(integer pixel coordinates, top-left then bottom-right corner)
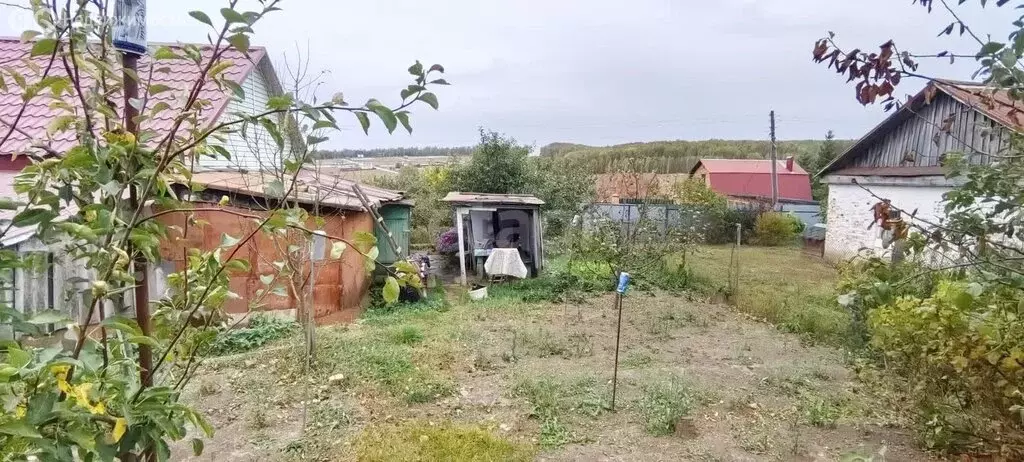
819 80 1019 261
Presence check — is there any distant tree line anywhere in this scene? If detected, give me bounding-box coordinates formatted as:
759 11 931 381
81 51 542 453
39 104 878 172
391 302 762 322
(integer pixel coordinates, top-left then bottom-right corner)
317 146 475 158
540 138 854 175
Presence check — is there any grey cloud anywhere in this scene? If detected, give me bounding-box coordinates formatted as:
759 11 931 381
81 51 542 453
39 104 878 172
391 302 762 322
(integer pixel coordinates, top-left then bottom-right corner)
0 0 1013 149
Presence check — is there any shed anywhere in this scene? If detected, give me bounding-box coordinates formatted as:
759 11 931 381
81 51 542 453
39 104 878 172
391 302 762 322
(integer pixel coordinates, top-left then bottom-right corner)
818 80 1019 261
441 192 545 285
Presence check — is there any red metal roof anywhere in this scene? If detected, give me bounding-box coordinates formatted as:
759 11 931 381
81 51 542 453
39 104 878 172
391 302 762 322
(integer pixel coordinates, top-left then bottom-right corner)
691 158 813 201
936 81 1024 132
0 37 267 156
693 159 808 175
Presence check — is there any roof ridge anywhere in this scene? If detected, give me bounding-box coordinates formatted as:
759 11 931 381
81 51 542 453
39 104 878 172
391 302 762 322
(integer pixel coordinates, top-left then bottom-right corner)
0 36 268 52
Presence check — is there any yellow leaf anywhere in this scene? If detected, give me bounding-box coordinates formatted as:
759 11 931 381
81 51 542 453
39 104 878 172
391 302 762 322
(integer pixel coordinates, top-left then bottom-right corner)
15 403 26 418
112 417 127 442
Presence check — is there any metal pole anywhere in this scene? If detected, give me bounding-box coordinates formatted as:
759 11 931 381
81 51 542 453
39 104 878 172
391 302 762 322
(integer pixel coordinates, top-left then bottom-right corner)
610 291 623 410
769 110 779 209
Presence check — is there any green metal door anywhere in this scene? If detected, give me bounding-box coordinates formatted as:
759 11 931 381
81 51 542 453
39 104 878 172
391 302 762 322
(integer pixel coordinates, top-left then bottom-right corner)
375 205 411 264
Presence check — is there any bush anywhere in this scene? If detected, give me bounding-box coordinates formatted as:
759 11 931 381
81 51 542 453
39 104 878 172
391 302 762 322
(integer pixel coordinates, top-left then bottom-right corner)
752 212 800 246
436 228 459 254
208 314 297 356
704 207 761 245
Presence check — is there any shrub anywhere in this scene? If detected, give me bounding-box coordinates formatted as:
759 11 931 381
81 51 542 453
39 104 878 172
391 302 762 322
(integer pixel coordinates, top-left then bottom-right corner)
208 314 297 356
752 212 800 246
635 376 705 436
436 228 459 254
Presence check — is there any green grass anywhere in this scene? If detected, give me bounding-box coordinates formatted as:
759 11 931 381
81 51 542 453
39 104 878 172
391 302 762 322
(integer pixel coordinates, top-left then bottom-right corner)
511 375 607 448
355 421 534 462
686 246 852 347
635 375 707 436
308 323 454 404
799 395 845 428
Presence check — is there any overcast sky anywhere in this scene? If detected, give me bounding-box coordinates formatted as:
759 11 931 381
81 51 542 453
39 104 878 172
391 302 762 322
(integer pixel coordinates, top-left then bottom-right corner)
0 0 1013 150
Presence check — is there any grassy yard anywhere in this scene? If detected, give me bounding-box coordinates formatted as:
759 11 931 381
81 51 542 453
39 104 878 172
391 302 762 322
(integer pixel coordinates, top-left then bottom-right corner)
172 247 926 461
687 245 853 347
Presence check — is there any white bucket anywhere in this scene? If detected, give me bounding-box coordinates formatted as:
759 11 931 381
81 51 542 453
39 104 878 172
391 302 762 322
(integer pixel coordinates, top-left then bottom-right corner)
468 286 488 301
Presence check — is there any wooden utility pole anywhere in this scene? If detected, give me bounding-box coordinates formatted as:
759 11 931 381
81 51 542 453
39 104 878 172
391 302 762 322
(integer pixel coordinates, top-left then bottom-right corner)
769 110 779 209
115 0 152 389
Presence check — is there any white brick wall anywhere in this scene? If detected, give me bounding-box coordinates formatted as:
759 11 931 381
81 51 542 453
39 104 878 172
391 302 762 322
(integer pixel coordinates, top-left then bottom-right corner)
824 181 950 261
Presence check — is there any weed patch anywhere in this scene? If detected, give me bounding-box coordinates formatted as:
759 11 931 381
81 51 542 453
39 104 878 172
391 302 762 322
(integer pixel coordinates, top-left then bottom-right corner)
511 375 607 448
390 325 424 345
799 395 843 428
355 421 533 461
209 314 297 356
622 351 655 369
635 375 706 436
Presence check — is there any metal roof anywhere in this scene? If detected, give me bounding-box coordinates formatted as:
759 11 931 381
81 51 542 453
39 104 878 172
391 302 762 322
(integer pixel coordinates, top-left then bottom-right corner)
191 170 407 211
441 192 545 206
0 37 269 157
690 159 809 176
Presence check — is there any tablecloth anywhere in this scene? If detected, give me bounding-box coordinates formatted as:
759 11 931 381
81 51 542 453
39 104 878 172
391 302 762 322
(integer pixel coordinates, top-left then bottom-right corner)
484 248 529 279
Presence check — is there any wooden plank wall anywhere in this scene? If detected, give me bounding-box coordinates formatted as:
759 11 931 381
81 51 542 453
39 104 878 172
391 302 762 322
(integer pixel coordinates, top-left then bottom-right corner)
850 93 1011 169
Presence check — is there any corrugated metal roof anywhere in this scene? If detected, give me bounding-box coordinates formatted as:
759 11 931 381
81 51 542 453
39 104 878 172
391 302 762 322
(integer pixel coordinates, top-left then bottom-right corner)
191 170 406 211
690 159 813 201
691 159 808 175
442 192 545 206
0 37 266 156
820 80 1022 177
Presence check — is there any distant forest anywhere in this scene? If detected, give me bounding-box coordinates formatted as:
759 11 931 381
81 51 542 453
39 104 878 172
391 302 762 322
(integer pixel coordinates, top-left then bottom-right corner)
540 139 855 174
316 138 855 174
317 146 474 159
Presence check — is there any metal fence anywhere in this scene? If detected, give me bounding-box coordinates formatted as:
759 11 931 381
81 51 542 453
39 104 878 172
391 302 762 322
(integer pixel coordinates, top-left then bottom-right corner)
583 203 712 239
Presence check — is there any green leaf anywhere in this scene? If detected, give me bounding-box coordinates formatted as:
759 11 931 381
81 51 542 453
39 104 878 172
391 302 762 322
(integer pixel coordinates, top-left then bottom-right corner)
153 47 184 60
148 83 172 95
220 233 241 248
353 231 377 252
383 276 400 304
26 310 70 325
266 94 294 110
220 8 247 24
355 112 371 135
977 41 1005 57
192 438 205 456
394 260 418 275
408 61 424 76
264 179 284 198
223 80 245 99
330 241 347 259
260 118 284 151
429 78 450 85
6 348 30 368
225 259 250 273
369 105 398 134
259 274 274 285
101 315 142 336
127 335 160 347
30 38 57 57
0 198 25 210
19 30 41 42
189 11 214 27
12 208 55 227
0 420 42 438
227 33 250 54
419 92 439 110
396 111 412 134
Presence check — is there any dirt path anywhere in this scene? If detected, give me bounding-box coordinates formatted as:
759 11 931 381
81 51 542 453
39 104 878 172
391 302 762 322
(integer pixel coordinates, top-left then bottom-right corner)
173 291 933 461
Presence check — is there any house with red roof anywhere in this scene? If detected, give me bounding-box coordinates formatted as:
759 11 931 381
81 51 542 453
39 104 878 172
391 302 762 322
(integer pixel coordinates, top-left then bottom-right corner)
689 158 814 203
0 37 411 329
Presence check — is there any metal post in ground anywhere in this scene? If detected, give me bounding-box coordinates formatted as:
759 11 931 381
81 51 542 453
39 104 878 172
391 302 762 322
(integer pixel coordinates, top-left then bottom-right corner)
610 272 630 411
